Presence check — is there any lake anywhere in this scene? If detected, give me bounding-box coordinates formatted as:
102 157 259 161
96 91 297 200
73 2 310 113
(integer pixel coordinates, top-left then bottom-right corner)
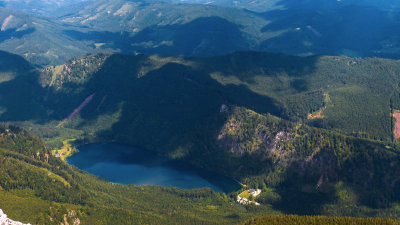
67 143 242 193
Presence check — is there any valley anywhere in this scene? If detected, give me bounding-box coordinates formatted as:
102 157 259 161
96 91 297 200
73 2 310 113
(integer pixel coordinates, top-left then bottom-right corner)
51 139 76 161
0 0 399 224
0 50 397 223
1 0 400 66
67 143 242 192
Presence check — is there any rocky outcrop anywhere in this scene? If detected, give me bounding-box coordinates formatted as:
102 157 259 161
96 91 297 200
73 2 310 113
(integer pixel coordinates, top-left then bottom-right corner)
0 209 30 225
217 107 296 162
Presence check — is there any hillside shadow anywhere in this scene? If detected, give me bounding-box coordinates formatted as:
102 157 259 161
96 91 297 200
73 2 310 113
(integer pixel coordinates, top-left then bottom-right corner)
62 29 133 51
272 184 337 215
34 54 285 170
0 51 397 212
270 138 400 214
0 27 35 43
63 16 249 57
60 54 400 213
257 4 400 58
196 51 320 94
0 50 295 122
270 158 338 215
74 53 283 126
0 50 319 132
131 16 249 56
0 51 48 121
271 0 344 11
272 0 400 10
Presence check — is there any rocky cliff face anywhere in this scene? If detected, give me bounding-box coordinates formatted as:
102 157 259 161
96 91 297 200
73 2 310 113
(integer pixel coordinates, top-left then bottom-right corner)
217 107 298 164
0 209 30 225
216 107 400 199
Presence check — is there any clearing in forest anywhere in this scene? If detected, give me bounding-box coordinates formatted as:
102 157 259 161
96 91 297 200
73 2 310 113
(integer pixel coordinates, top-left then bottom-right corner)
308 93 330 120
307 107 326 119
51 139 76 161
393 111 400 139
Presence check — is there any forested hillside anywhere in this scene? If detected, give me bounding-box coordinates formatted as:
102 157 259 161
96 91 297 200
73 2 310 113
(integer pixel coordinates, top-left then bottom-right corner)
0 8 97 66
159 0 400 10
34 51 400 143
0 123 278 224
0 121 398 224
1 0 400 224
0 50 397 220
217 107 400 216
242 215 400 225
52 0 400 61
0 0 85 15
1 0 400 66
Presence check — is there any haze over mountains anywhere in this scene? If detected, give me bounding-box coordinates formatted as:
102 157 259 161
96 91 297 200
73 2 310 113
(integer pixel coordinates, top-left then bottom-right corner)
159 0 400 11
3 0 400 14
0 0 399 66
0 0 86 14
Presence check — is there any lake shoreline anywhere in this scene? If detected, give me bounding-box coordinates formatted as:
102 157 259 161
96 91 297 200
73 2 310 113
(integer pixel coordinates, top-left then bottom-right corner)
67 142 242 193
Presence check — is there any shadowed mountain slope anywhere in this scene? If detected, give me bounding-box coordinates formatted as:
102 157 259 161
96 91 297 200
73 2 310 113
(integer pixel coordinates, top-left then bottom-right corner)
1 0 400 66
0 50 400 219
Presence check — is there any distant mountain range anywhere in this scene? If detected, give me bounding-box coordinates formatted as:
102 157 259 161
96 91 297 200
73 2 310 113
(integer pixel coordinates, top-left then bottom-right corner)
0 0 399 66
0 7 97 65
51 0 400 60
3 0 400 15
0 0 86 15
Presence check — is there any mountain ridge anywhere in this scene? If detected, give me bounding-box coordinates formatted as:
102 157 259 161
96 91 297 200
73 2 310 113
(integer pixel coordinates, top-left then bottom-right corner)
1 0 400 66
0 50 398 217
0 0 399 224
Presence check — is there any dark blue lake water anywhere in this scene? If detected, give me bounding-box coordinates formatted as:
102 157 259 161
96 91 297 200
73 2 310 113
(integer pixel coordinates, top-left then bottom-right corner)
67 143 241 193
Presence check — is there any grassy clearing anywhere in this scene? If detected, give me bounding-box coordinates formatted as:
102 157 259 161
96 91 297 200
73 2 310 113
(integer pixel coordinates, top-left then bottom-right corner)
307 93 330 120
51 138 77 161
307 107 326 119
239 190 252 199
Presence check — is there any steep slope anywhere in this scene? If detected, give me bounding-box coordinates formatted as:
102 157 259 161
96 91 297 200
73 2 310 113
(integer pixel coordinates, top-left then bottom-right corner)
0 0 86 15
259 5 400 59
0 50 398 150
0 50 399 145
0 8 97 66
218 107 400 214
151 0 400 12
0 0 273 65
52 0 400 60
242 215 400 225
36 53 400 216
3 0 400 15
35 52 400 142
54 0 270 57
1 50 400 218
0 209 30 225
1 0 400 65
0 124 277 225
148 0 283 12
0 123 397 224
